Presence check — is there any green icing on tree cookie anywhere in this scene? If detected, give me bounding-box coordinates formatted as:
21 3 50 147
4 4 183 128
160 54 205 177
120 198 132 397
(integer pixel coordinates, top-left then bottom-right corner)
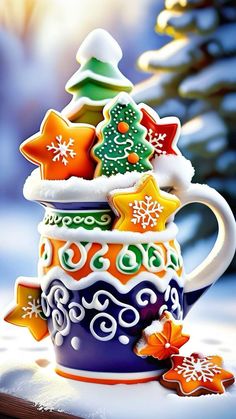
92 93 154 177
62 29 133 126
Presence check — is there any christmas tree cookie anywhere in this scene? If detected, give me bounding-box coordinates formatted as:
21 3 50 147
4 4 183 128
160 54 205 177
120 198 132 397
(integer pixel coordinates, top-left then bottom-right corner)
63 29 133 126
92 93 154 177
20 110 96 180
160 353 235 396
134 311 189 360
139 103 181 157
109 174 180 232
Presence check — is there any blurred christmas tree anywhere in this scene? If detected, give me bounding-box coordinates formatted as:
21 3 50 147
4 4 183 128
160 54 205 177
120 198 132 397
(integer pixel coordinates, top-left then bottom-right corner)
133 0 236 270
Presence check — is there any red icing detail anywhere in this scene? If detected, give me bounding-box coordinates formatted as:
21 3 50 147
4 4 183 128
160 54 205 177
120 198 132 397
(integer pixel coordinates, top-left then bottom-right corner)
127 152 139 164
117 121 129 133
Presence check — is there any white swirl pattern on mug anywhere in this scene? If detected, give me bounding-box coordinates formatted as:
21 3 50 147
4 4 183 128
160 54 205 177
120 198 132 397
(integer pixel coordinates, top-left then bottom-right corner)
82 290 140 341
58 241 92 271
158 284 183 319
41 277 183 347
89 244 110 271
39 237 53 267
44 212 112 228
136 288 157 306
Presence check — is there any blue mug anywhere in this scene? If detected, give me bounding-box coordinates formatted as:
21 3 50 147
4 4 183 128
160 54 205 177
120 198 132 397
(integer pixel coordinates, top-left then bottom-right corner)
37 183 235 384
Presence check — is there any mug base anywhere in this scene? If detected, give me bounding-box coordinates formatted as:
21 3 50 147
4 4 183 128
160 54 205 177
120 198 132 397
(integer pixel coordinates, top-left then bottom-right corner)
55 364 165 385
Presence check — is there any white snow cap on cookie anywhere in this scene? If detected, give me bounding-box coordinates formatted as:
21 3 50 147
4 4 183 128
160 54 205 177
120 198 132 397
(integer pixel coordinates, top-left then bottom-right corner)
115 92 135 106
77 28 122 65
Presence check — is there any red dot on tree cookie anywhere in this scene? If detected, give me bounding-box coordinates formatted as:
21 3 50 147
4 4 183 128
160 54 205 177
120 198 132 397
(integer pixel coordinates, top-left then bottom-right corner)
117 121 129 133
127 153 139 164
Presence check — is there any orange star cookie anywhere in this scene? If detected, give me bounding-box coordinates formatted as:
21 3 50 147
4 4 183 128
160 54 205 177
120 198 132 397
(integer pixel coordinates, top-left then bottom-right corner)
160 353 235 396
109 174 180 232
20 110 96 180
134 311 189 360
4 277 48 341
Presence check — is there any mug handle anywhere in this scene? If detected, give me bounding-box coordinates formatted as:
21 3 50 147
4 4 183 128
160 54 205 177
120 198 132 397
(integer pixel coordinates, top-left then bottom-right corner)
175 183 236 293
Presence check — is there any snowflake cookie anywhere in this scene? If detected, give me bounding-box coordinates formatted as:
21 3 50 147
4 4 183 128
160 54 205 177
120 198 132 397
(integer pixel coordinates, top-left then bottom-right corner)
109 174 180 232
134 311 189 360
20 110 96 180
4 278 48 341
139 104 181 158
160 353 235 396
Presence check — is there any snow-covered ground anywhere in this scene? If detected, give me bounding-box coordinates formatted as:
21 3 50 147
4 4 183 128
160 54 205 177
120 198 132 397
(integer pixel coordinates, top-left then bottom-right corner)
0 276 235 419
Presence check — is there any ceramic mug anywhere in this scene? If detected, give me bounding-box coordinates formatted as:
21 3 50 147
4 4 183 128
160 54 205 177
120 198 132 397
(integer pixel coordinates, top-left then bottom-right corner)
38 183 236 384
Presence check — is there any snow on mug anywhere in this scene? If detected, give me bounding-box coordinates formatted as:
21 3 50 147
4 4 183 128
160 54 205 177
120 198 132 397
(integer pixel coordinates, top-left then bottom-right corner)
36 182 235 384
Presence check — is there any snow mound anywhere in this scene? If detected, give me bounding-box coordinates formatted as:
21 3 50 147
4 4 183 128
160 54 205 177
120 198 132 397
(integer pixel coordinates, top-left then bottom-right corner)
0 359 235 419
180 57 236 98
132 73 180 104
157 8 218 34
180 113 227 157
23 156 194 204
76 28 122 65
152 155 195 190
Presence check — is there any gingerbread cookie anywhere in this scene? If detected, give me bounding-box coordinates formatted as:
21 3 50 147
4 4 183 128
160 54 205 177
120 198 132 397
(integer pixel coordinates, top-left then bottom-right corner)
160 353 235 396
109 174 180 232
4 278 48 341
91 93 154 177
20 110 96 180
139 104 181 158
134 311 189 360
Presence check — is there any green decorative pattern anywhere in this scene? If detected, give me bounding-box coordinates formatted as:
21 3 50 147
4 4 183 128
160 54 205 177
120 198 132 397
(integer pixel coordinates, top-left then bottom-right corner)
58 241 92 272
43 209 113 231
167 247 182 271
116 243 165 274
40 238 183 275
117 245 143 274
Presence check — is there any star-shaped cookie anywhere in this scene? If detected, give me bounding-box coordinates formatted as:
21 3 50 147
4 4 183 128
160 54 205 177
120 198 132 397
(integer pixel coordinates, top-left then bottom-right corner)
160 353 235 396
20 110 96 180
109 174 180 232
4 277 48 341
139 104 181 157
134 311 189 360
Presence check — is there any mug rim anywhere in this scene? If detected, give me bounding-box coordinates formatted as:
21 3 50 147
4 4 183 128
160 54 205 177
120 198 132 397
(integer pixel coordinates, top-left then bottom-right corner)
38 221 178 244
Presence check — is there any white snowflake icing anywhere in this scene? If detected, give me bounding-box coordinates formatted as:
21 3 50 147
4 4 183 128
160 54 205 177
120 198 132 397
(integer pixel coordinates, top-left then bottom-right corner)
22 296 42 319
129 195 163 229
147 129 167 155
46 135 76 166
175 356 222 383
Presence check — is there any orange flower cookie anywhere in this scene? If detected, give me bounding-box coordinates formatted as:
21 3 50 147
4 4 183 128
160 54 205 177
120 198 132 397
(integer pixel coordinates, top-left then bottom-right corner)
4 278 48 341
160 353 235 396
134 311 189 360
109 174 180 232
20 110 96 180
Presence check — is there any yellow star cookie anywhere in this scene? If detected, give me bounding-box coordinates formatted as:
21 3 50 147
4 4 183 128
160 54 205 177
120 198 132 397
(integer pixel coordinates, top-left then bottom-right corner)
20 110 96 180
109 174 180 232
4 278 48 341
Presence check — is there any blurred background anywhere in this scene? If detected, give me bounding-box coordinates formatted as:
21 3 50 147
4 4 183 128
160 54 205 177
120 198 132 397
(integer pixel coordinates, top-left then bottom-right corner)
0 0 235 296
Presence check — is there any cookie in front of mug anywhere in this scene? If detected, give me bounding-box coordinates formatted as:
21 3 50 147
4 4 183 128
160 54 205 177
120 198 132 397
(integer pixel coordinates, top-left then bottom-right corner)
160 353 235 396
